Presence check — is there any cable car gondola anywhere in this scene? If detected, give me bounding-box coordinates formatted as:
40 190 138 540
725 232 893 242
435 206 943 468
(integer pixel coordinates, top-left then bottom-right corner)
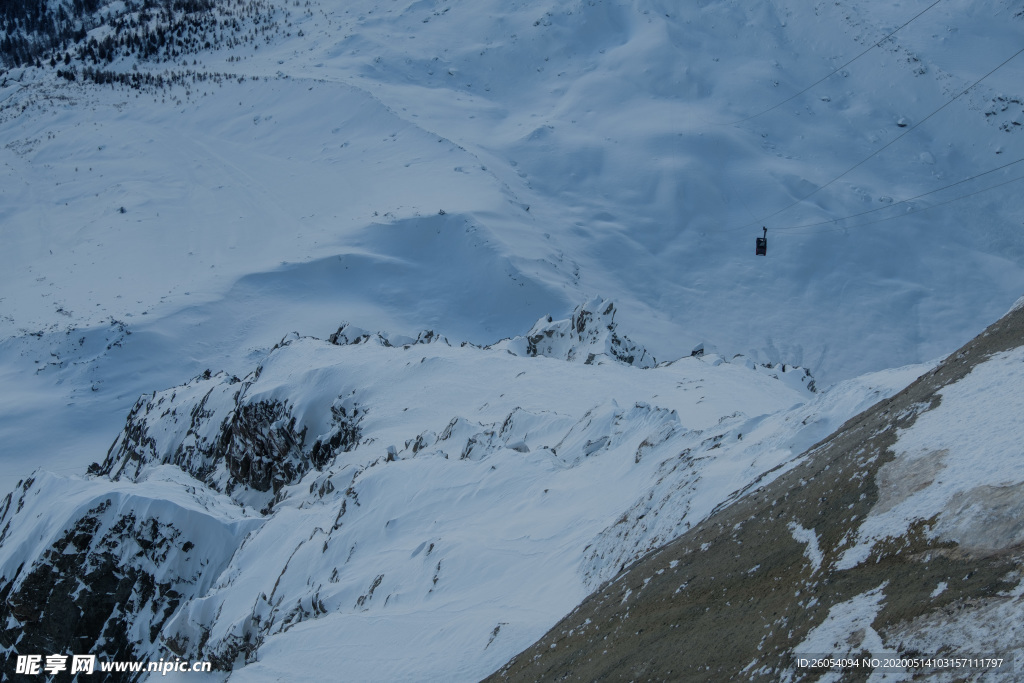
755 227 767 256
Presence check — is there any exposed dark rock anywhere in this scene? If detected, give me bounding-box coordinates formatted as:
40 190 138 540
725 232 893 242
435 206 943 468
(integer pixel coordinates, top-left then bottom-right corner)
0 501 187 682
329 322 372 346
100 363 363 500
329 322 450 348
505 298 656 368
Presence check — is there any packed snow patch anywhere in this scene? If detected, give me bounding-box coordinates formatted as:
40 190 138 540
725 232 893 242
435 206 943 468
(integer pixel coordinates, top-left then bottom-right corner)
788 521 824 575
838 346 1024 569
794 584 890 666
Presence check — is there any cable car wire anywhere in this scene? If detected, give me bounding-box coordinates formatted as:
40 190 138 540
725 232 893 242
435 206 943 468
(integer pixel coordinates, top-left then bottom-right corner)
787 172 1024 235
727 43 1024 233
722 0 945 125
772 156 1024 232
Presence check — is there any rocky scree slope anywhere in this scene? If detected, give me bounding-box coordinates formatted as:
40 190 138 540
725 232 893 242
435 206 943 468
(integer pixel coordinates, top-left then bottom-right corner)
489 299 1024 681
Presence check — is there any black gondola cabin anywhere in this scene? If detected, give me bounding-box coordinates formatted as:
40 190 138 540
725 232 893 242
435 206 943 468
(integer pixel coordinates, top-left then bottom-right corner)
755 227 767 256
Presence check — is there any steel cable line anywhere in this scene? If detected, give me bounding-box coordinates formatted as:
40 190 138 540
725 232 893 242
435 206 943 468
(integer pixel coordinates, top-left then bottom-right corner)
786 172 1024 235
721 0 945 125
725 44 1024 234
771 156 1024 232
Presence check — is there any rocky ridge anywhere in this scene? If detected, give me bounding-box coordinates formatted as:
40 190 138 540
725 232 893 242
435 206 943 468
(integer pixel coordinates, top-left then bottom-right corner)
0 301 851 681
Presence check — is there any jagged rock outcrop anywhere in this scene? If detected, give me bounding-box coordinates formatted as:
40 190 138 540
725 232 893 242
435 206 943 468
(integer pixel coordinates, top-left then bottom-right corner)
495 298 656 368
329 322 449 348
99 342 364 506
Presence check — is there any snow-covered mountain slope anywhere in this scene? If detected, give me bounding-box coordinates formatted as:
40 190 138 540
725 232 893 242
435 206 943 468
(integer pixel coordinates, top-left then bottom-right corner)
489 297 1024 682
2 0 1024 679
0 301 928 681
2 0 1024 489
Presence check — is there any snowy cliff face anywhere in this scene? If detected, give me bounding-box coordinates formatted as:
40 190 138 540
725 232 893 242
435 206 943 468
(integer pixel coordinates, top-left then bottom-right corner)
0 306 921 681
100 364 364 509
489 302 1024 682
0 471 262 677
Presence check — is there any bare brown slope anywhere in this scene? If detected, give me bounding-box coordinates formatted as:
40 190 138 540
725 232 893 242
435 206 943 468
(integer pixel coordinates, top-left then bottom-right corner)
487 303 1024 682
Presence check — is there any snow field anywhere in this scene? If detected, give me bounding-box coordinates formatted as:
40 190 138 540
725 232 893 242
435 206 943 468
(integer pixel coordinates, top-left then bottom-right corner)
3 0 1024 488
